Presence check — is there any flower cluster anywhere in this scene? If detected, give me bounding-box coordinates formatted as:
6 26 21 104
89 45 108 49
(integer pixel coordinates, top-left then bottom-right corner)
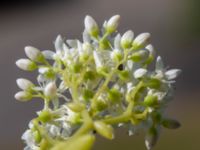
15 15 181 150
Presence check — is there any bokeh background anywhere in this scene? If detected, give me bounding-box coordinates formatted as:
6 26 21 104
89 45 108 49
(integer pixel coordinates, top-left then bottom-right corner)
0 0 200 149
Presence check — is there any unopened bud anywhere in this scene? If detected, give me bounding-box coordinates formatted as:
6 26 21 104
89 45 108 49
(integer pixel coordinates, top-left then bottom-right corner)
67 102 85 112
134 68 147 79
94 121 114 139
111 49 123 63
15 91 32 101
106 15 120 34
162 118 181 129
16 59 37 71
145 127 159 150
132 33 151 50
25 46 45 62
108 88 121 103
130 50 149 62
38 110 52 123
16 78 34 90
44 82 57 98
84 15 99 37
121 30 134 49
51 134 95 150
144 95 158 107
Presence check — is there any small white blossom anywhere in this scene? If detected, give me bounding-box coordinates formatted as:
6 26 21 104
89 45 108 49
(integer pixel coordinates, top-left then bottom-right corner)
21 130 39 150
133 33 151 49
16 59 37 71
106 15 120 33
121 30 134 48
16 78 34 90
44 82 57 98
84 15 99 36
134 68 148 79
14 91 32 101
25 46 44 62
165 69 181 80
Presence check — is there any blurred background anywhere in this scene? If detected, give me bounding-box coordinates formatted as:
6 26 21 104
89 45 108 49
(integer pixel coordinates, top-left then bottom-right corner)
0 0 199 149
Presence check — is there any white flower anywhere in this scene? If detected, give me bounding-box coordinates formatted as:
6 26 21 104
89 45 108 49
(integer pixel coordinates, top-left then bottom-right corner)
16 59 37 71
44 82 57 98
93 50 111 67
21 130 39 150
165 69 181 80
134 68 147 79
42 50 55 60
155 56 181 81
146 44 155 57
15 91 32 101
25 46 44 62
133 33 151 49
114 34 121 49
106 15 120 33
16 78 34 90
84 15 99 37
111 49 123 62
121 30 134 48
54 35 64 52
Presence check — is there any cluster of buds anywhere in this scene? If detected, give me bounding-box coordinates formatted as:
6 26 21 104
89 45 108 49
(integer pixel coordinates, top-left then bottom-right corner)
15 15 181 150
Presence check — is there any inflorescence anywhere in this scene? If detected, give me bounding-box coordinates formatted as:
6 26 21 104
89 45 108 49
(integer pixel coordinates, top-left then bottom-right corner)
15 15 181 150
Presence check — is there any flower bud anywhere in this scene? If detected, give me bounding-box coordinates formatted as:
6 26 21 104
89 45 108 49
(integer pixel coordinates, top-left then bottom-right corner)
67 102 85 112
111 49 123 63
94 121 114 139
84 15 99 37
16 59 37 71
165 69 182 80
15 91 32 101
146 44 155 57
51 134 95 150
134 68 147 79
108 88 121 103
83 89 94 101
95 97 108 111
162 118 181 129
106 15 120 34
25 46 45 62
132 33 151 50
16 78 34 90
145 78 161 89
144 95 158 107
145 127 159 150
130 50 149 62
118 70 130 81
33 130 41 143
38 110 52 123
44 82 57 98
121 30 134 49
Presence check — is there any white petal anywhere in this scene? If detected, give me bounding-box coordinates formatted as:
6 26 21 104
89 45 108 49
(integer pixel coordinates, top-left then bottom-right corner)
134 68 147 79
114 34 121 49
133 33 150 47
44 82 57 98
165 69 181 80
42 50 55 60
84 15 98 34
55 35 64 52
82 30 91 43
16 78 33 90
24 46 41 61
155 56 164 71
66 39 78 48
146 44 155 56
107 15 120 30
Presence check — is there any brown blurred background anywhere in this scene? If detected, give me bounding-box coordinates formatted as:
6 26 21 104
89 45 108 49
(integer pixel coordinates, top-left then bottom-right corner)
0 0 199 149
